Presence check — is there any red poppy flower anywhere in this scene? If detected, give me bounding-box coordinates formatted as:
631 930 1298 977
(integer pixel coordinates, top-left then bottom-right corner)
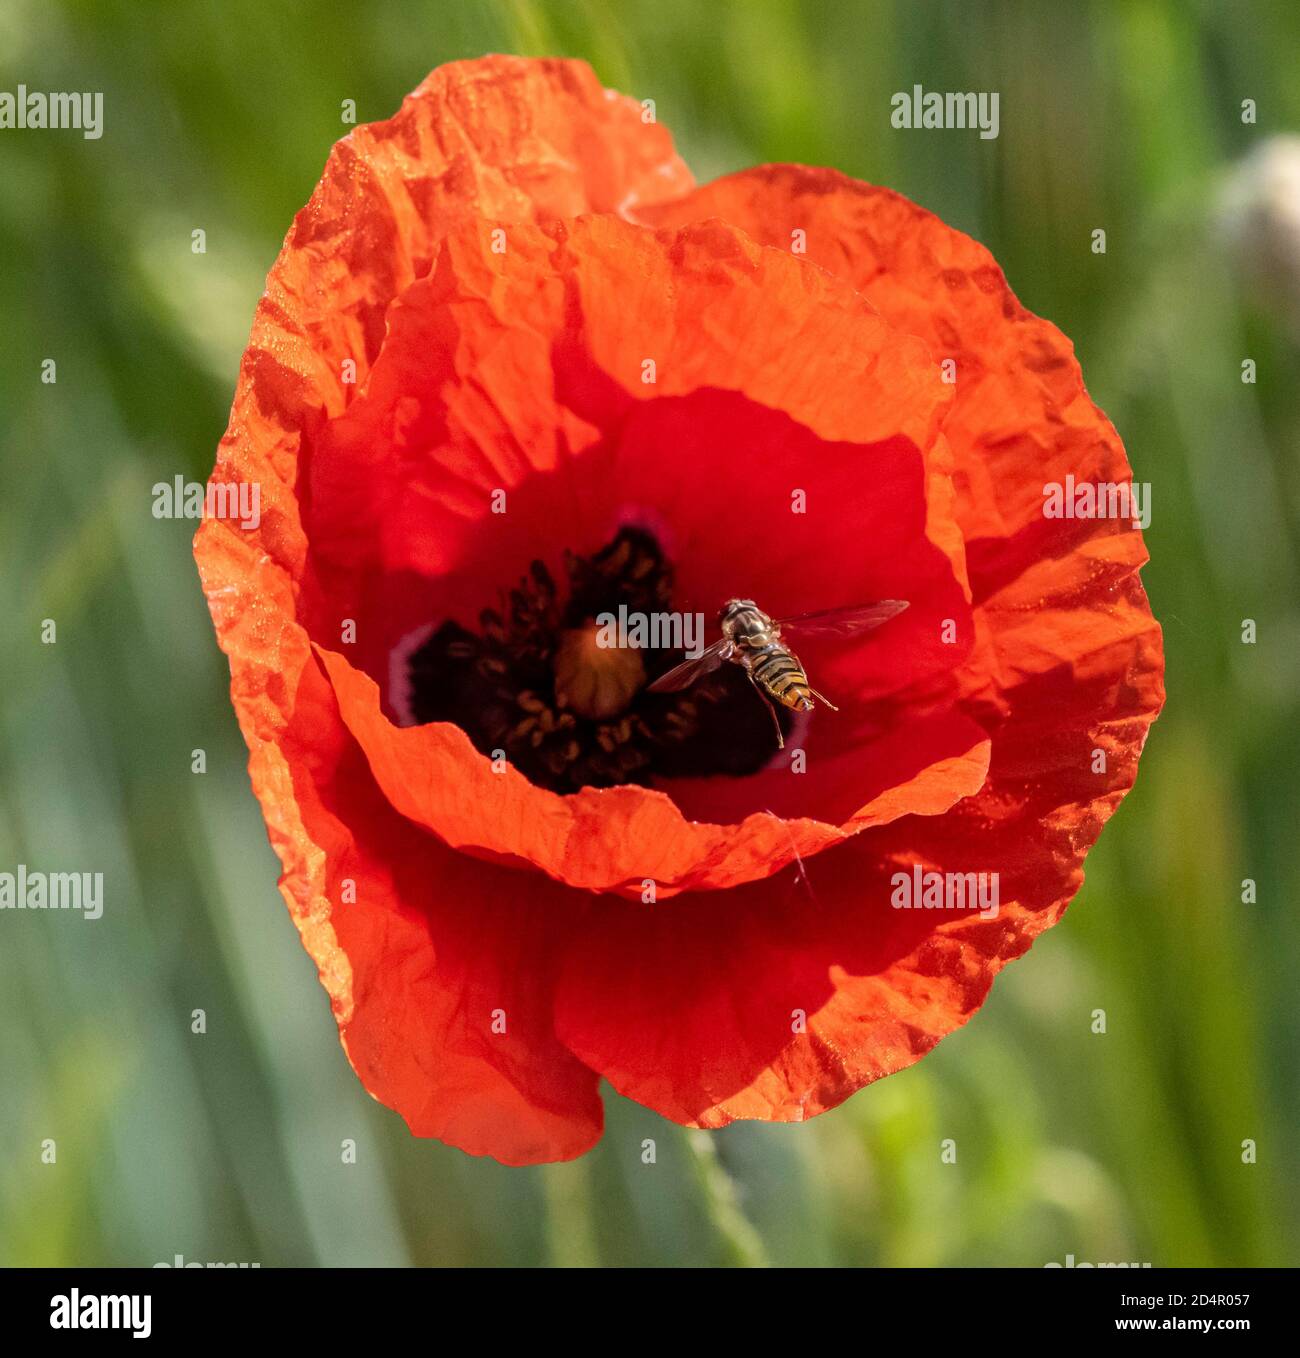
195 56 1164 1164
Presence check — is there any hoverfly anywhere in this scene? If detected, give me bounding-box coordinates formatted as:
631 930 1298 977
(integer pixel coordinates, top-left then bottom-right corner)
647 597 909 749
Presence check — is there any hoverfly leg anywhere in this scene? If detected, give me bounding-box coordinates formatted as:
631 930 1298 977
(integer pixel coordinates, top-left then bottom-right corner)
806 686 839 711
746 671 785 749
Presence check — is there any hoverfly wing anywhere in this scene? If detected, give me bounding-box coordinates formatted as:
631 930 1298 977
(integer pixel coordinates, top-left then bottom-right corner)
773 599 909 639
646 639 733 693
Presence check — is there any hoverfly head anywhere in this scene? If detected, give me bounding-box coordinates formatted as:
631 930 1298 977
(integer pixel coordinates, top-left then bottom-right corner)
719 597 757 623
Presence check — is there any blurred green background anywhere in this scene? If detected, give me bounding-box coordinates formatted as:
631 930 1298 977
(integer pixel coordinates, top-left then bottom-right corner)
2 0 1297 1267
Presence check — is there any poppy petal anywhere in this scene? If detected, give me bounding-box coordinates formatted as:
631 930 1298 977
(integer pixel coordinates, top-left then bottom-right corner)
549 167 1166 1124
317 641 990 896
195 56 696 1160
200 527 604 1164
553 570 1163 1126
635 165 1156 682
299 213 985 892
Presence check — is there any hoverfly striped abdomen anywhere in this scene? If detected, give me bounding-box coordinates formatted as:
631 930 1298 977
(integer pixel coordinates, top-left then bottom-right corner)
745 644 815 711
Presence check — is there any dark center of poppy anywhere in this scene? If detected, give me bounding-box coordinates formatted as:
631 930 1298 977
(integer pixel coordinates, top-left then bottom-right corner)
406 527 790 792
